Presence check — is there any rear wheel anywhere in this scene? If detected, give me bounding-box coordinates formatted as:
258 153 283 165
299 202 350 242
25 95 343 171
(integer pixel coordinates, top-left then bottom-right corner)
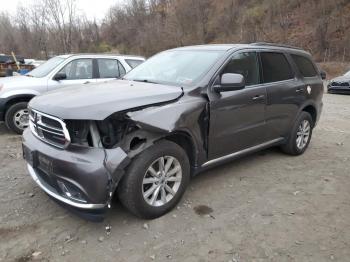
5 102 29 134
281 111 313 155
118 140 190 219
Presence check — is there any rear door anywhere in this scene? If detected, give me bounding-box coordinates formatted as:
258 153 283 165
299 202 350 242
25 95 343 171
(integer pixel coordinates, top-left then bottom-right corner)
208 51 267 159
259 52 302 140
290 53 323 107
96 58 126 83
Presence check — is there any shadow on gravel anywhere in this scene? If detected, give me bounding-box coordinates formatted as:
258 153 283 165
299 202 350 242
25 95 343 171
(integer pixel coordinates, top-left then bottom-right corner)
105 147 283 222
191 147 282 184
0 122 14 135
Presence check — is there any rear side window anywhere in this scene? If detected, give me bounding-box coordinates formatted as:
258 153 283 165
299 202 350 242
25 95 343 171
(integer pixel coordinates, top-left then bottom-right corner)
97 59 126 78
291 54 317 77
125 59 144 68
260 52 294 83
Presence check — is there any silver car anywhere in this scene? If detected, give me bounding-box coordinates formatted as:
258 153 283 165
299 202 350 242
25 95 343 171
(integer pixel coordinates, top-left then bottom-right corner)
0 54 145 133
327 70 350 94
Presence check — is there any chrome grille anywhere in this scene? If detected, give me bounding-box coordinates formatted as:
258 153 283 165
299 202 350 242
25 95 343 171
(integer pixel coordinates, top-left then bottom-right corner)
331 81 350 87
29 109 71 149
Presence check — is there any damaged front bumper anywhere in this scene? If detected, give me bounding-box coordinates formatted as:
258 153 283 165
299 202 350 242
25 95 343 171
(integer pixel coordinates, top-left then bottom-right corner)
22 128 130 213
26 164 106 209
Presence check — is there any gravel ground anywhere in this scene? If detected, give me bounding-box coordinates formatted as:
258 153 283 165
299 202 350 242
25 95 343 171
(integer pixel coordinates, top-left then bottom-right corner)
0 92 350 262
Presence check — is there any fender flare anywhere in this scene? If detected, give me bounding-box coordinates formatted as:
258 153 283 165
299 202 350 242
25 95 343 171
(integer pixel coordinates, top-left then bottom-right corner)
292 100 318 128
2 94 37 110
0 89 40 99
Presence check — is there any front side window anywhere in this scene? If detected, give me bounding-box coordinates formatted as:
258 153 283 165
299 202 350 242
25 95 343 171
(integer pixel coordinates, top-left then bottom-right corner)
222 52 260 86
291 54 317 77
124 50 225 87
260 52 294 83
58 59 93 80
98 59 124 78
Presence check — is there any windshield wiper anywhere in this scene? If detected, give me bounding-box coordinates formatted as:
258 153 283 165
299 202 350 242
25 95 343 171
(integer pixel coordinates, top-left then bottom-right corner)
132 79 159 84
25 74 34 77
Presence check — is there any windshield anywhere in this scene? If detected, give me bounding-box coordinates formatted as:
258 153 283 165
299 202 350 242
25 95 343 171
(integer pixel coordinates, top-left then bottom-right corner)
124 50 225 86
27 56 65 78
344 71 350 77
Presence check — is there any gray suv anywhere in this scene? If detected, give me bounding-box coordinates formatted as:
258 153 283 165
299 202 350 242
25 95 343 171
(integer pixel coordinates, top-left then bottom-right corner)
0 54 144 133
22 43 324 220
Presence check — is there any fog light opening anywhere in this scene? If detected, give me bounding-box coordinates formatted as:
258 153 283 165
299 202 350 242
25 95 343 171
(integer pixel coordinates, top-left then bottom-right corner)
57 180 87 203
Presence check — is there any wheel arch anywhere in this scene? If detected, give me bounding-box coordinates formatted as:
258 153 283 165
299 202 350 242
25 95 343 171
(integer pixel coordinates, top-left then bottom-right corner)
162 131 198 173
301 104 317 126
4 94 35 112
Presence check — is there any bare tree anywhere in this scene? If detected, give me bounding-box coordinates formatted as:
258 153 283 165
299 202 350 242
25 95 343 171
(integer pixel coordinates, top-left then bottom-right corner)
44 0 77 53
0 0 349 62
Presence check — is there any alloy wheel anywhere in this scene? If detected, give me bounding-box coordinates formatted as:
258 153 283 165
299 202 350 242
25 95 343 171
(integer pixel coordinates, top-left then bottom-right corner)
142 156 182 207
296 119 311 150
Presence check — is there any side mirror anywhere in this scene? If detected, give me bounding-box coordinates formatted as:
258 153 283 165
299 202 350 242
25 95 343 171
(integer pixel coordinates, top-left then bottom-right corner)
213 73 245 93
320 70 327 80
54 72 67 81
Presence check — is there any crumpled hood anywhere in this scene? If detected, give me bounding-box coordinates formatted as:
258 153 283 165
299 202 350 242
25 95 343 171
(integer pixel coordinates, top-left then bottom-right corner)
29 80 183 120
331 76 350 83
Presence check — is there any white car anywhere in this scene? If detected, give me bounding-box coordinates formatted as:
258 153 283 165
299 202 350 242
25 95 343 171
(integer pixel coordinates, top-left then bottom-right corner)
0 54 145 133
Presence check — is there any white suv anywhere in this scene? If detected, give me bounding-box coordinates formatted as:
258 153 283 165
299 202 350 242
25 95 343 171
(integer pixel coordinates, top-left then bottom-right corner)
0 54 145 133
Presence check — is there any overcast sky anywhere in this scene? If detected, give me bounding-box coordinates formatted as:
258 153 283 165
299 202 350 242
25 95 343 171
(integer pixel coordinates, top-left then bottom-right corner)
1 0 124 21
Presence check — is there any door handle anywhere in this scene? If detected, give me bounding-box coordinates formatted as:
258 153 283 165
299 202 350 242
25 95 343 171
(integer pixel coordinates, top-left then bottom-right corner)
252 95 265 101
296 88 303 93
84 81 90 84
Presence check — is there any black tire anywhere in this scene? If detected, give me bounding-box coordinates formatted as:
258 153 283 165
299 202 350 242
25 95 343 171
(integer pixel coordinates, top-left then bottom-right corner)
281 111 313 155
5 102 29 134
118 140 190 219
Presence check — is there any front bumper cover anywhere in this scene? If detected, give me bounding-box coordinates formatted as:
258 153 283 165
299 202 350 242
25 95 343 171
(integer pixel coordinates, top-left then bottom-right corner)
27 164 106 209
0 98 6 121
328 84 350 94
22 128 130 211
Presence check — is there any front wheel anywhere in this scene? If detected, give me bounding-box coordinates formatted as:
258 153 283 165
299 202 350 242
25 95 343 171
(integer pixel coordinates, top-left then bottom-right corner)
118 140 190 219
5 102 29 134
281 111 313 155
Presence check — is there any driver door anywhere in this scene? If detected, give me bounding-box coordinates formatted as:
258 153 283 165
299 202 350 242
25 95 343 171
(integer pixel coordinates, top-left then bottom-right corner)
208 51 267 159
48 58 96 91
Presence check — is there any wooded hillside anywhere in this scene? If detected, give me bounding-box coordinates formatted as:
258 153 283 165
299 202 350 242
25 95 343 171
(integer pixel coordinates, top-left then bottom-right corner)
0 0 349 61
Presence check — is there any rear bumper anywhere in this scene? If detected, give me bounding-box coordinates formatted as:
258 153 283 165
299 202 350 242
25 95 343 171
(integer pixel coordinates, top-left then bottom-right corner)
22 128 130 211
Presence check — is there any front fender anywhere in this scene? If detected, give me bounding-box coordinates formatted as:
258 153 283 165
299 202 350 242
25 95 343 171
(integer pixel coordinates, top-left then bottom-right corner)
0 93 38 121
126 98 208 165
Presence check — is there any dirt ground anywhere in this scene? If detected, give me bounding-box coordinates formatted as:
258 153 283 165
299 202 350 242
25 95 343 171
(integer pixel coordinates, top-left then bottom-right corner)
1 92 350 262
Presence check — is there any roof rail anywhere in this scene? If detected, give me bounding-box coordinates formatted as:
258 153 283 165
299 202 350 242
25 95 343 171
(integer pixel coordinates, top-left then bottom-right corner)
250 42 303 50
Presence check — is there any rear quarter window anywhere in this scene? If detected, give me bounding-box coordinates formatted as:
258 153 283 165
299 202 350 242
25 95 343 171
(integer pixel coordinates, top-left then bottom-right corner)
291 54 318 77
260 52 294 83
125 59 144 68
